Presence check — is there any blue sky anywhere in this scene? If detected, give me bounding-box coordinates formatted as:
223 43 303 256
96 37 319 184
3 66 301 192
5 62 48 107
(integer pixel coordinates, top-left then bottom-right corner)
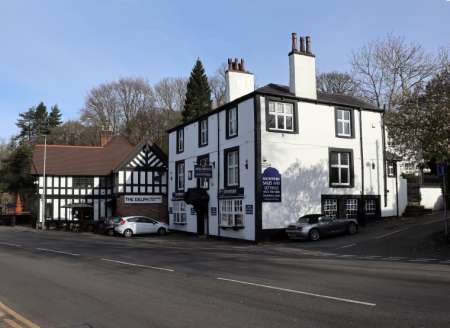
0 0 449 140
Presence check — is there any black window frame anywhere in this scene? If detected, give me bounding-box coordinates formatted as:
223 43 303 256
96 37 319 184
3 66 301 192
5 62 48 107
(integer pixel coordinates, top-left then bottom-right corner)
198 118 208 147
387 161 396 177
224 146 240 188
197 154 210 190
175 160 185 192
265 97 299 134
334 107 355 139
225 107 238 139
328 148 354 188
176 128 184 154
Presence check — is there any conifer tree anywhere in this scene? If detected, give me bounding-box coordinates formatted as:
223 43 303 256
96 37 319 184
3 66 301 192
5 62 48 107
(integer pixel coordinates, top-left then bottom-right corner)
48 105 62 128
182 59 212 122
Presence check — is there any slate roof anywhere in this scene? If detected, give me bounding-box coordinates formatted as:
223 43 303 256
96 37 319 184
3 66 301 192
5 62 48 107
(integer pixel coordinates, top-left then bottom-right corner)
31 136 135 176
257 84 381 111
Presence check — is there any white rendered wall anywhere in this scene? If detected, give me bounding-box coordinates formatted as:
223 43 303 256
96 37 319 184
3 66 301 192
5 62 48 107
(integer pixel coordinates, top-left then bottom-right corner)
289 53 317 99
225 71 255 102
420 187 443 210
168 98 256 241
260 96 390 229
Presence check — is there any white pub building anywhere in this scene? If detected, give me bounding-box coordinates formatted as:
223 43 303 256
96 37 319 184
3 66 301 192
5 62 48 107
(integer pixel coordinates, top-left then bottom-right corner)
168 34 406 241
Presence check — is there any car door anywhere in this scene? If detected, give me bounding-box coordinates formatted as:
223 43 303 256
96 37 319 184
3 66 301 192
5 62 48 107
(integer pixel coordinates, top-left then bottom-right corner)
134 217 147 235
145 218 159 234
318 217 334 235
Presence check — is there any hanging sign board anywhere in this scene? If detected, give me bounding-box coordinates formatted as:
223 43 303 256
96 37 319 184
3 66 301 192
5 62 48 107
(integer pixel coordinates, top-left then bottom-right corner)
124 195 162 204
194 165 213 178
262 167 282 202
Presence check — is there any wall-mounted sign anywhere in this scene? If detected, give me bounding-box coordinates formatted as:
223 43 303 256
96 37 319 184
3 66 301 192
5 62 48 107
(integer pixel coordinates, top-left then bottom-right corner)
190 207 196 215
211 207 217 216
218 187 245 199
172 192 185 200
262 167 281 202
194 165 213 178
245 205 253 215
124 195 163 204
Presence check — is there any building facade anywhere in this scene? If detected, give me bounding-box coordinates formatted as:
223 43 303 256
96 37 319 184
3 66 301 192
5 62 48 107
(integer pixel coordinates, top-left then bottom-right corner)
167 34 406 241
31 135 168 226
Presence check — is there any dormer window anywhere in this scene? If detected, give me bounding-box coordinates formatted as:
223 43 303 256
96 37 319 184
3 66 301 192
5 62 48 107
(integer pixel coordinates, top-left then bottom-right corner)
335 108 354 138
176 128 184 153
226 107 238 139
266 99 297 133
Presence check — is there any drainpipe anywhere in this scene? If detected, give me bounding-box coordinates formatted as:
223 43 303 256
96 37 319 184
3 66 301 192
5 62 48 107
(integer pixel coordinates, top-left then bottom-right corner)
358 109 365 224
395 164 400 218
217 111 221 238
381 107 388 208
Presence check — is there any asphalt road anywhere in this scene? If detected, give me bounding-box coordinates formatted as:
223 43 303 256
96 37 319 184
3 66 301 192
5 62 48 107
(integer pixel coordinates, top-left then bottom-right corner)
0 222 449 328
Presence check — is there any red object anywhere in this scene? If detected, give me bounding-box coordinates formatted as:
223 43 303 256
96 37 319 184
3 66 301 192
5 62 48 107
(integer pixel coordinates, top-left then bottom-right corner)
119 219 126 225
15 194 23 214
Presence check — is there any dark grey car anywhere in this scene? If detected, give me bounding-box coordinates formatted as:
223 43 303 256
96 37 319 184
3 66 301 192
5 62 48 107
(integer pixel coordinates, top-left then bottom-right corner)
286 214 358 241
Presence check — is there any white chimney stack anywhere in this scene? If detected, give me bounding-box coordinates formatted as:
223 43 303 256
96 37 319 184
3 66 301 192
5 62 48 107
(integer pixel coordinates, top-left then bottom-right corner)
289 33 317 99
225 58 255 102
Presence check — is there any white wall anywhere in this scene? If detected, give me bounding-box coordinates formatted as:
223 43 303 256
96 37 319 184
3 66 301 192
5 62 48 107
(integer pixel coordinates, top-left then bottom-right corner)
260 96 391 229
420 187 443 210
168 98 256 241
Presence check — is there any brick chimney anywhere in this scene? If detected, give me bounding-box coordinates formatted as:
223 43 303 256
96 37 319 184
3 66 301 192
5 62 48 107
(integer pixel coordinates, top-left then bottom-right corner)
100 125 113 147
289 33 317 99
225 58 255 102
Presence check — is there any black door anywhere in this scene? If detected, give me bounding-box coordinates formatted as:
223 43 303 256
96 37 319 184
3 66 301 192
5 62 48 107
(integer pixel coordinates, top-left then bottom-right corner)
197 209 205 235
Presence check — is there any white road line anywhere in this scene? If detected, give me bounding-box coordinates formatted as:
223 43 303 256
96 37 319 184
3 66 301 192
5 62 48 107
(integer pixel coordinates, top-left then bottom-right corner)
374 227 411 240
383 257 407 261
36 248 80 257
101 258 174 272
0 242 22 247
355 255 382 260
338 244 356 249
217 277 376 307
408 258 438 262
337 254 356 258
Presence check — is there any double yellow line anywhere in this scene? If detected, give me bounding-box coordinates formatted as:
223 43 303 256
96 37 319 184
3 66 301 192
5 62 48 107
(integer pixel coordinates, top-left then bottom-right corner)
0 302 40 328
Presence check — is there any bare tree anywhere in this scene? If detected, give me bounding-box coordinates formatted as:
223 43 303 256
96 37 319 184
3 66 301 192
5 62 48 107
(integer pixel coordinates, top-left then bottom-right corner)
316 71 359 95
154 77 187 112
351 34 438 110
209 62 227 108
47 120 99 146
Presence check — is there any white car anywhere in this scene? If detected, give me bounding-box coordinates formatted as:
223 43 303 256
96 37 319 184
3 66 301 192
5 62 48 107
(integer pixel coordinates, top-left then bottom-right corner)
115 216 169 238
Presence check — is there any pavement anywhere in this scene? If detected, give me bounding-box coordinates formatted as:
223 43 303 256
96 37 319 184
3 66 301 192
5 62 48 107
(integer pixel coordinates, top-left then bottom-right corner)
0 212 448 327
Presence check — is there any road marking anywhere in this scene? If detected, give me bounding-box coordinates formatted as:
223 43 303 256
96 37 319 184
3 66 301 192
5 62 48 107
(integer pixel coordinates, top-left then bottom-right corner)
0 302 40 328
337 254 356 258
4 318 23 328
338 244 356 249
35 248 80 257
374 227 411 240
408 258 438 262
383 257 407 261
101 258 174 272
0 242 22 248
217 277 376 307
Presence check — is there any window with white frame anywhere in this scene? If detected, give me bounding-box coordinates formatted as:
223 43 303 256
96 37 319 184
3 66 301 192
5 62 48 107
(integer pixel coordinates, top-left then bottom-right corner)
365 199 377 215
330 150 352 187
267 101 294 132
336 109 352 137
199 119 208 146
176 161 185 191
323 199 337 219
176 129 184 153
173 201 186 224
220 199 243 227
225 148 239 187
197 155 209 189
345 199 358 219
226 107 238 138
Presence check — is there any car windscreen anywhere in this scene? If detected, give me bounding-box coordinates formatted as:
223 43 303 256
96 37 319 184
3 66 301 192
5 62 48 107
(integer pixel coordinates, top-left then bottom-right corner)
297 216 319 224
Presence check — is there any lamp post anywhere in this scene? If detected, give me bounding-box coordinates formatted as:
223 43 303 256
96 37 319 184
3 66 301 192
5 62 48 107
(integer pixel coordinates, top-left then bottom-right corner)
40 135 47 230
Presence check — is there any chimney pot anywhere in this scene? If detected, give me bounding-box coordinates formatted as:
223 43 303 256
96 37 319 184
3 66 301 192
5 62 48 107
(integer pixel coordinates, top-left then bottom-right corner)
240 58 245 72
227 58 232 70
300 37 305 53
306 36 312 54
291 32 298 52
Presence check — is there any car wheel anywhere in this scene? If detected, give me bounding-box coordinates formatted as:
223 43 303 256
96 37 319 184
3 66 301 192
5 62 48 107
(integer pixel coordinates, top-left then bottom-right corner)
309 229 320 241
157 227 167 236
107 229 115 237
347 223 358 235
123 229 133 238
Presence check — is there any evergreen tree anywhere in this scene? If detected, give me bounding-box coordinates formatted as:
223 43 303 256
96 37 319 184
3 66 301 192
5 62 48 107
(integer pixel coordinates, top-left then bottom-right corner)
0 144 35 195
48 105 62 128
16 107 36 143
182 59 212 122
33 102 49 136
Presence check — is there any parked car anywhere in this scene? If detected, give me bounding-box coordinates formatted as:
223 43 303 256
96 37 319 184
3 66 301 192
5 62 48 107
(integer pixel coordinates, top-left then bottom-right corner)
115 216 169 238
96 216 121 236
286 214 358 241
